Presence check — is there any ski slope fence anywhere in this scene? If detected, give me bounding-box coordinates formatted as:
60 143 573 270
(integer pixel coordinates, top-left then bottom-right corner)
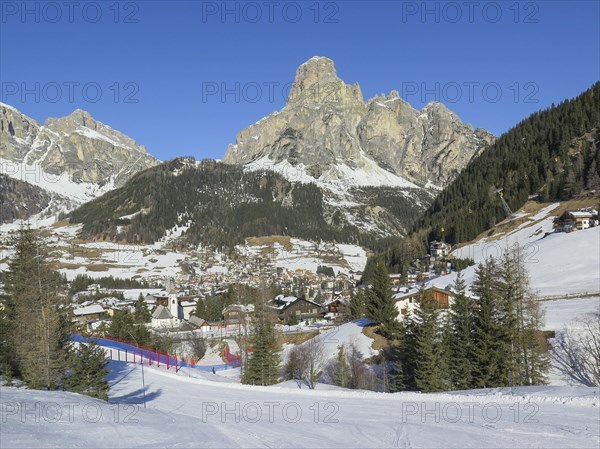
70 333 240 372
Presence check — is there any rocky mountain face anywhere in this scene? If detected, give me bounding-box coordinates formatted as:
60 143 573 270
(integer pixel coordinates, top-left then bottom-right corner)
224 57 495 188
0 103 159 222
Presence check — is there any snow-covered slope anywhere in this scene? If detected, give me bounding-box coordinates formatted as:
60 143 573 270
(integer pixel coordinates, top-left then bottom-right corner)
430 208 600 298
2 359 598 448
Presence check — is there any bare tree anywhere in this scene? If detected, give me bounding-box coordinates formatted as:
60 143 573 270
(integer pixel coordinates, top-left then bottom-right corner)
292 337 325 389
552 315 600 387
188 331 208 361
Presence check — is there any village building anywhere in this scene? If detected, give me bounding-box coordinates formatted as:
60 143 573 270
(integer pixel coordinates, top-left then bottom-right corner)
554 209 599 232
151 305 181 329
72 304 106 324
394 286 456 321
271 295 324 324
430 241 451 259
324 298 351 323
223 304 255 329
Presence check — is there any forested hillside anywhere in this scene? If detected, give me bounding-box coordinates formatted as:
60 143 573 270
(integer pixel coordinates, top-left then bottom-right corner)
68 158 429 248
416 82 600 244
0 174 51 224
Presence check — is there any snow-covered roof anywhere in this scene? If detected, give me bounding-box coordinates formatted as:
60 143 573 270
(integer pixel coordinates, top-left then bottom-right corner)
73 304 105 316
569 210 597 218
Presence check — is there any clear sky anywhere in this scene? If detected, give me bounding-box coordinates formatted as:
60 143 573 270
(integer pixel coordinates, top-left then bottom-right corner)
1 1 599 161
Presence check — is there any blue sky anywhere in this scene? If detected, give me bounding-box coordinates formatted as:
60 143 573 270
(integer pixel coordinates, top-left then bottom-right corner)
1 1 599 161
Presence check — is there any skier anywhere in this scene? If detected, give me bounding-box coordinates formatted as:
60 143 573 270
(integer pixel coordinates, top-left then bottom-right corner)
212 367 216 374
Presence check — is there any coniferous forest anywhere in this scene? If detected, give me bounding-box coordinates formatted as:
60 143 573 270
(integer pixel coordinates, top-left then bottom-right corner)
69 158 431 249
415 82 600 245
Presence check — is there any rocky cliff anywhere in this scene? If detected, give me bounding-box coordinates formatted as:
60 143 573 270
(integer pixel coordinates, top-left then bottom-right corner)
224 57 495 188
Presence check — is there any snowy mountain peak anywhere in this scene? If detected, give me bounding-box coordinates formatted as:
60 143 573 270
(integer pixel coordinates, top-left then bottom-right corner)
0 103 158 223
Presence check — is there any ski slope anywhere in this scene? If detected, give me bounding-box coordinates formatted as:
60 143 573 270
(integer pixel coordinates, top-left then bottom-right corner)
2 359 598 448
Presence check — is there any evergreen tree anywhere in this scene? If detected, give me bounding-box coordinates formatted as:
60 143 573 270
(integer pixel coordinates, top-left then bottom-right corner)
501 248 549 385
471 258 505 388
66 341 110 400
134 293 151 323
448 272 474 390
109 309 151 346
242 289 280 386
333 345 351 388
365 261 398 339
586 159 600 191
412 287 449 392
349 290 367 318
2 228 70 389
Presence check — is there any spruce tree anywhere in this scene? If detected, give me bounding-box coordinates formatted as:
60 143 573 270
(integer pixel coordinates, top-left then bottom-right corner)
471 258 504 388
66 341 110 400
448 272 473 390
366 261 398 339
134 293 151 323
242 290 280 386
413 287 449 392
349 290 366 318
3 228 70 389
334 345 351 388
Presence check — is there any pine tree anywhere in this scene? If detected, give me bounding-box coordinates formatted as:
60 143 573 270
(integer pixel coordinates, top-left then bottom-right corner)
413 287 449 392
3 228 70 389
586 160 600 191
448 272 473 390
365 261 398 339
388 342 406 392
471 258 504 388
242 289 280 386
334 345 351 388
66 341 110 400
134 293 151 323
349 290 366 318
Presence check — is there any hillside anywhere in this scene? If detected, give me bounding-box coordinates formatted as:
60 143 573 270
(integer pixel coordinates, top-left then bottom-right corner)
427 199 600 298
68 158 432 248
0 174 51 224
415 82 600 245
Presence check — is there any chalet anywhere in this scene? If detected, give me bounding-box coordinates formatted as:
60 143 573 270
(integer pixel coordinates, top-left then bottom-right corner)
324 298 350 323
554 209 599 232
430 241 451 259
389 273 403 286
394 286 455 321
72 304 105 323
188 316 214 332
223 304 255 328
272 295 324 323
180 299 198 320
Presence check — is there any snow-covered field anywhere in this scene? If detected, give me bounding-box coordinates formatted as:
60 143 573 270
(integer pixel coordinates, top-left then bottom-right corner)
431 214 600 298
2 359 598 448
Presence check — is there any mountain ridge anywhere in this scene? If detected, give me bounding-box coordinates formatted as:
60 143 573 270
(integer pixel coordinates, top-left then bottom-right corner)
224 56 495 189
